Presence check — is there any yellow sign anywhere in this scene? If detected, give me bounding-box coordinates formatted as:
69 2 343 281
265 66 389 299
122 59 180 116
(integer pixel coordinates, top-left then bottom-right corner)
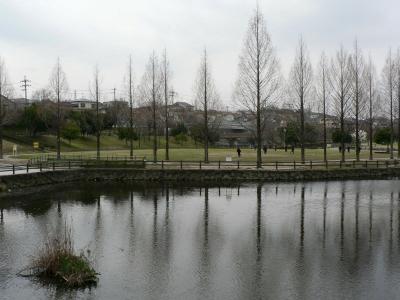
33 142 39 149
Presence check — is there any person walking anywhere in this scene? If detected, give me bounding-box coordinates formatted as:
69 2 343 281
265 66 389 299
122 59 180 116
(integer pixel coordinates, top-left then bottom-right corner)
237 147 241 158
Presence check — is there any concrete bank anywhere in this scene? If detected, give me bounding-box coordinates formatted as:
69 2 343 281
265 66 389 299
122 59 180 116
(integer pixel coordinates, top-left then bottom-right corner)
1 167 400 195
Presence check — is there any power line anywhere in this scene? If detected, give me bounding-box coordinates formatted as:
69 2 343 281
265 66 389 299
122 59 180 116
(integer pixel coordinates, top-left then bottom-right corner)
20 76 31 104
169 89 177 104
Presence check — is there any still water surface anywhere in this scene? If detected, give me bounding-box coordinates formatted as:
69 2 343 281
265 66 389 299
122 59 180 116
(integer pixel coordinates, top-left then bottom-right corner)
1 180 400 299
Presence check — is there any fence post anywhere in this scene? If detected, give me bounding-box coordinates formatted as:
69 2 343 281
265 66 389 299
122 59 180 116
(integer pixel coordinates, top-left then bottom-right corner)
180 160 183 170
26 163 29 173
162 160 164 170
237 160 240 169
199 161 202 170
39 163 42 172
52 162 55 171
218 160 221 169
12 164 15 175
310 160 312 170
275 161 278 170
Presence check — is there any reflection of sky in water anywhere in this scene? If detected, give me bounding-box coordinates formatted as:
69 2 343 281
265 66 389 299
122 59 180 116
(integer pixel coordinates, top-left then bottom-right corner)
1 180 400 300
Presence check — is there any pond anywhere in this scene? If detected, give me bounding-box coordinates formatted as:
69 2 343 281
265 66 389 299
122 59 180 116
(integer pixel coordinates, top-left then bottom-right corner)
1 180 400 299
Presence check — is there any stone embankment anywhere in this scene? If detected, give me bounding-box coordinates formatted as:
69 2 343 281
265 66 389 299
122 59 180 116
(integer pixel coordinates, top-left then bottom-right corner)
0 167 399 195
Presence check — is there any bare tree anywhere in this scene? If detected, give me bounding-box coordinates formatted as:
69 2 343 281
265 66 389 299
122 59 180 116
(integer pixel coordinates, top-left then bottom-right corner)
329 46 352 162
32 88 53 101
349 40 366 161
396 49 400 158
365 57 379 160
194 49 220 163
127 55 134 159
49 58 68 159
316 52 330 162
234 6 280 168
289 37 313 163
161 49 171 160
0 56 11 159
381 49 395 159
139 52 162 162
90 66 101 160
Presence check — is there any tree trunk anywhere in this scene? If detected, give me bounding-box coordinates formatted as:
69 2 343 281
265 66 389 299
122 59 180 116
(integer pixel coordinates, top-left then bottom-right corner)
0 89 3 160
152 60 157 163
164 55 170 161
56 91 61 160
300 92 305 163
390 88 394 159
256 14 262 169
355 91 360 162
204 105 208 163
341 105 345 162
369 83 373 161
398 71 400 159
129 58 134 160
369 119 373 160
96 77 100 160
323 100 327 162
204 51 209 163
355 107 359 161
165 106 169 161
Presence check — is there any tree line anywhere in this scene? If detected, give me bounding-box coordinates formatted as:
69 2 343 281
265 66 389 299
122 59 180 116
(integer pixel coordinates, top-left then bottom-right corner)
0 5 399 166
233 6 400 166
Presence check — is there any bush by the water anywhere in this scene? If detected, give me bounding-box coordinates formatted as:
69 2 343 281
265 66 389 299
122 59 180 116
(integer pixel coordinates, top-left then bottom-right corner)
24 225 97 287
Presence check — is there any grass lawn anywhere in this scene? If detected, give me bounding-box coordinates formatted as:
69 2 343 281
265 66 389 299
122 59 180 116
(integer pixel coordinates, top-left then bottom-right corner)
4 132 394 162
17 147 393 162
4 132 197 156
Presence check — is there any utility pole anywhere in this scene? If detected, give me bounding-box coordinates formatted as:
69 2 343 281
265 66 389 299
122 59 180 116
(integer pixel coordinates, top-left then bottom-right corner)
20 76 31 105
169 90 176 105
112 87 116 101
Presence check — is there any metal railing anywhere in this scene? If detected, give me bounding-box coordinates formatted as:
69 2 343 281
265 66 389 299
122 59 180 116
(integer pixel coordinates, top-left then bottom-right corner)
29 154 146 164
1 158 399 176
145 159 400 170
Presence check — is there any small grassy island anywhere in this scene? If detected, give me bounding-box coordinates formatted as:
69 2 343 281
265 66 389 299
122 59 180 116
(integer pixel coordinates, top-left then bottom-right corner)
22 227 97 287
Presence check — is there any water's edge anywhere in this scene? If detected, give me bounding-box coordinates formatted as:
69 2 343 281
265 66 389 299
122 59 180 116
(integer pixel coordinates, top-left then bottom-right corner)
1 168 400 197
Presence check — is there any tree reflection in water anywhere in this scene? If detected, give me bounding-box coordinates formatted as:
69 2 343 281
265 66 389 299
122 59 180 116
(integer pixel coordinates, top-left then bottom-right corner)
1 180 400 299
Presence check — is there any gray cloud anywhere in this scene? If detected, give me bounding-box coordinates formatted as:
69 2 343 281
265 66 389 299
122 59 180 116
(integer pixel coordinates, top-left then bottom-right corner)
0 0 398 105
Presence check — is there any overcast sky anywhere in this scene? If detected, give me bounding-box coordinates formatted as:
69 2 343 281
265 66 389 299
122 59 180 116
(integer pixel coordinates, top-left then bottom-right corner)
0 0 399 107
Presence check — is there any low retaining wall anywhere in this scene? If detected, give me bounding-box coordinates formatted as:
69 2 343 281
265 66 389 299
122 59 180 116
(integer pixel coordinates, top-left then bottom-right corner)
1 167 400 195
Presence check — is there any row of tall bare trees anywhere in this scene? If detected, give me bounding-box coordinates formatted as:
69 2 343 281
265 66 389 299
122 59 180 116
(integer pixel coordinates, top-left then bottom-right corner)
233 6 400 167
1 6 400 165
